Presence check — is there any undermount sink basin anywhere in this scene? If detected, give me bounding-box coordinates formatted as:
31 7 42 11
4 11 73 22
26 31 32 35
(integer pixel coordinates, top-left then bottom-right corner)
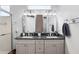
46 36 58 38
22 36 33 38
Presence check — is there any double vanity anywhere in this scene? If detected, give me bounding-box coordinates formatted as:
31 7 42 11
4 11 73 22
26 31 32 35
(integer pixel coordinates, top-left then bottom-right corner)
15 33 65 54
15 14 65 54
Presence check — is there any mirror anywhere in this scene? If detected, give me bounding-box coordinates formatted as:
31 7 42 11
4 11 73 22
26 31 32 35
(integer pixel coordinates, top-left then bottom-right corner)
22 6 58 33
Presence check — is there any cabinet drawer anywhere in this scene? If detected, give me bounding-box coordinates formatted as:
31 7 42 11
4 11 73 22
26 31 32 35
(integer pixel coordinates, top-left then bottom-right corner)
16 40 35 54
25 43 35 54
45 40 57 54
45 40 64 54
35 40 44 54
16 44 26 54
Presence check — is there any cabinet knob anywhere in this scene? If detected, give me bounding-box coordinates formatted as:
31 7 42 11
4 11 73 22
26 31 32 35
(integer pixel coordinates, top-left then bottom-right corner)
39 48 41 50
24 44 27 47
52 44 56 47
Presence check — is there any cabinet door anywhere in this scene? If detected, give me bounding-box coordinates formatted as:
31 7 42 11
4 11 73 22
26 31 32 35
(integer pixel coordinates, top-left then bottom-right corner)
45 40 64 54
16 40 35 54
36 40 44 54
56 40 64 54
25 40 35 54
45 40 57 54
16 43 26 54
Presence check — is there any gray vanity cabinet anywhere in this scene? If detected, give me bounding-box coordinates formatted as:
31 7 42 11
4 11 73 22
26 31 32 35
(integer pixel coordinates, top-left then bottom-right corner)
16 40 35 54
16 38 64 54
25 40 35 54
16 43 26 54
45 40 57 54
35 40 44 54
56 40 64 54
45 40 64 54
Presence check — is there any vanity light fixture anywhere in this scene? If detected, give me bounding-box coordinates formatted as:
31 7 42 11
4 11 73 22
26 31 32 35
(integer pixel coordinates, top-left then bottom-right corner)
23 13 27 15
53 13 56 15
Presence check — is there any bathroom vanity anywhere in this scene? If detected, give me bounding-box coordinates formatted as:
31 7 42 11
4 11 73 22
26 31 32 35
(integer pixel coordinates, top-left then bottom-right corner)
15 36 65 54
15 9 65 54
15 14 65 54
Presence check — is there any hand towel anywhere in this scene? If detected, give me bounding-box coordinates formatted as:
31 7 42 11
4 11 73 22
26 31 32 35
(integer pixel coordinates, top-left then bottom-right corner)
62 23 71 36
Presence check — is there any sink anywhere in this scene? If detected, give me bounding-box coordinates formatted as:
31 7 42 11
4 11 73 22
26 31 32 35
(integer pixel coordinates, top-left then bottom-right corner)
41 33 50 36
22 36 33 38
46 36 58 38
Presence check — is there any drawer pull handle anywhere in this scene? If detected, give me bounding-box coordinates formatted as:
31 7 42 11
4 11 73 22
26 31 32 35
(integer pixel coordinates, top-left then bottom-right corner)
39 48 41 50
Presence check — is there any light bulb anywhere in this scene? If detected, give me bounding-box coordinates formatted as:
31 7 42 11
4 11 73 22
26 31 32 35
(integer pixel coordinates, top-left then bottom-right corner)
23 13 27 15
53 13 56 15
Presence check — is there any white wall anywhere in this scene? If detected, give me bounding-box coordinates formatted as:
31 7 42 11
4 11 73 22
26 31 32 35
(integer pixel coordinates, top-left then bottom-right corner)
56 5 79 54
10 5 27 48
65 23 79 54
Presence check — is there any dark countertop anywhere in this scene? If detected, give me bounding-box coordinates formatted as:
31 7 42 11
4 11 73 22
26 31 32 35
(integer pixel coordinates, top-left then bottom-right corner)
15 36 65 40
